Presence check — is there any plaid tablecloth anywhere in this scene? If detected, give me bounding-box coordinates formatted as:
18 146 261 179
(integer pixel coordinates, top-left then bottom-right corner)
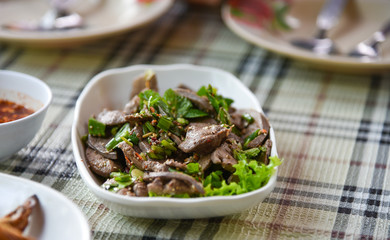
1 1 390 239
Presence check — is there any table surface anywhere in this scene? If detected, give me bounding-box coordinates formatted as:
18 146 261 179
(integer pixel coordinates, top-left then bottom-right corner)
1 2 390 239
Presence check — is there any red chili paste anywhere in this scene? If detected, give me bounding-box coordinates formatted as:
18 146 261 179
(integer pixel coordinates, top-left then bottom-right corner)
0 99 34 123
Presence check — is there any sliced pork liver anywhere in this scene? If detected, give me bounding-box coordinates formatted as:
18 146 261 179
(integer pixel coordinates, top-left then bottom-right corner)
143 172 204 194
96 109 126 126
230 109 271 139
85 147 123 178
130 72 159 98
123 95 140 114
118 142 169 172
178 123 230 154
211 139 240 172
87 135 117 160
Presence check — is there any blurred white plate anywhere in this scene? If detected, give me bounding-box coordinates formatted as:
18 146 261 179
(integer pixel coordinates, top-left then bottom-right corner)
0 0 173 47
0 173 90 240
71 64 278 219
222 0 390 74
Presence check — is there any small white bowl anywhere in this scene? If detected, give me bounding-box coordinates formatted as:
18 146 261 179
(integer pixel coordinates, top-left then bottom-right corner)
71 64 278 219
0 70 52 161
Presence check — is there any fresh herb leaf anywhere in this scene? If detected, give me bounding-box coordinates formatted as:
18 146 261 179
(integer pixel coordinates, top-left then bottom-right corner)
184 108 208 118
139 89 162 111
217 107 231 125
164 89 192 118
197 85 233 124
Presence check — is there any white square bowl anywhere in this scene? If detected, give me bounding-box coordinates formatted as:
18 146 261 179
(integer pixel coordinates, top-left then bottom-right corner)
71 64 278 219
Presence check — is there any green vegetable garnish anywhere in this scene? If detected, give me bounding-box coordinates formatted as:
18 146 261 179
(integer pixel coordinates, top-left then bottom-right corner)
151 145 165 155
203 170 224 189
111 126 119 136
186 163 200 174
242 113 254 124
128 132 139 145
144 121 156 133
88 117 106 137
114 174 131 182
197 85 233 124
105 123 139 151
147 151 164 160
138 87 209 123
102 171 133 192
80 134 88 146
139 89 162 111
217 107 231 125
176 117 189 125
120 136 133 146
164 89 192 118
160 139 177 151
203 155 282 196
182 109 207 118
131 168 144 178
157 116 173 132
243 129 260 149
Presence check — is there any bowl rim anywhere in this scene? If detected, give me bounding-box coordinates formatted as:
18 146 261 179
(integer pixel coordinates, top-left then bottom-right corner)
72 64 278 206
0 70 52 127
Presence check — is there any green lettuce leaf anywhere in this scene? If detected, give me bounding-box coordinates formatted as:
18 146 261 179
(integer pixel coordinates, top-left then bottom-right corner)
203 153 282 196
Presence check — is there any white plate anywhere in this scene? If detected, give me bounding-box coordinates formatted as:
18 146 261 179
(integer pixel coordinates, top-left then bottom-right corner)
0 173 90 240
0 0 173 47
71 64 278 219
222 0 390 73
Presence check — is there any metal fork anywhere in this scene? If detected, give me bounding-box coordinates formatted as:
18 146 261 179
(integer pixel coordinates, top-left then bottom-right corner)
290 0 348 55
348 19 390 58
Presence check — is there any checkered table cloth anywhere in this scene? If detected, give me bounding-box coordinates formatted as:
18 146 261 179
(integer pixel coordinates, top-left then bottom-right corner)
1 1 390 239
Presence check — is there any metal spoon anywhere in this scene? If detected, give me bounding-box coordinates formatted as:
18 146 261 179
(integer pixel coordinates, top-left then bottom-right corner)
39 7 83 30
290 0 348 55
1 0 83 31
348 19 390 58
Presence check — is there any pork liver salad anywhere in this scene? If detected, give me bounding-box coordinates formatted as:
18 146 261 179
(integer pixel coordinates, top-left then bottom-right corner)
83 70 281 198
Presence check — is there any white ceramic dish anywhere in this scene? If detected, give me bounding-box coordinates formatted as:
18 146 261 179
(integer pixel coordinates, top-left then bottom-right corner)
222 0 390 73
0 70 52 161
0 173 90 240
0 0 173 47
71 64 278 219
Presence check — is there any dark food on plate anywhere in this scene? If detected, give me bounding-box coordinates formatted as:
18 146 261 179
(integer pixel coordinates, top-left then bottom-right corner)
0 195 39 240
0 99 34 123
84 71 281 198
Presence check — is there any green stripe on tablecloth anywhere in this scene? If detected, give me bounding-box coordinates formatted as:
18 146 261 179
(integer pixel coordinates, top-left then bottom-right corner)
331 76 380 239
359 77 390 238
170 219 194 239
